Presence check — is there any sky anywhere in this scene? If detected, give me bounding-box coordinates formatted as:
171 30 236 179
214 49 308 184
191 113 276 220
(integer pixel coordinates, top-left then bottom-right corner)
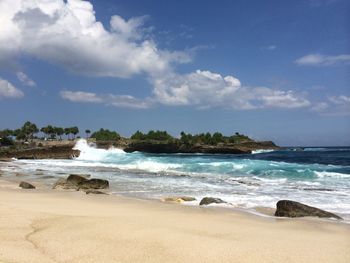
0 0 349 146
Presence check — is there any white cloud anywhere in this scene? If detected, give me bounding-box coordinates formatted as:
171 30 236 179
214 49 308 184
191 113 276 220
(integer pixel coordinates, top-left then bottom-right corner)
61 70 310 110
0 0 314 111
151 70 310 109
261 45 276 51
16 71 36 86
311 95 350 116
329 95 350 105
0 0 189 78
310 102 329 112
60 90 103 103
295 54 350 66
60 90 152 109
0 77 24 98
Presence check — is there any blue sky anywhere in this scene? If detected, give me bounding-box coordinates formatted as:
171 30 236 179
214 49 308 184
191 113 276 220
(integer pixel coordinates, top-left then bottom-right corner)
0 0 349 146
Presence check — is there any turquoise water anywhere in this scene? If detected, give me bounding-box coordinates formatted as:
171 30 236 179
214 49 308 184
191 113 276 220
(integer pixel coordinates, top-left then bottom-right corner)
11 140 350 220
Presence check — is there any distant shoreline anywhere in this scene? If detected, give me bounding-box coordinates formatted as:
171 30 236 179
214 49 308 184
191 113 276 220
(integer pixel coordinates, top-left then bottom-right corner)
0 138 279 159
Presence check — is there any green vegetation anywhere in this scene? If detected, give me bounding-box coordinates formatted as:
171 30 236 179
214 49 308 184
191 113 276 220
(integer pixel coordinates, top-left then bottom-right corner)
131 130 173 141
90 128 121 141
1 121 254 146
0 122 81 142
130 130 252 145
0 129 14 146
180 131 252 145
85 129 91 138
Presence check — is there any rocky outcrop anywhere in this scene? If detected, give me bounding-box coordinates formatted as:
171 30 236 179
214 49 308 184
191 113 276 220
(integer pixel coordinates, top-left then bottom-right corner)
53 174 90 190
77 179 109 190
274 200 342 220
19 181 35 189
53 174 109 191
0 144 80 159
199 197 226 206
123 139 279 154
163 196 196 203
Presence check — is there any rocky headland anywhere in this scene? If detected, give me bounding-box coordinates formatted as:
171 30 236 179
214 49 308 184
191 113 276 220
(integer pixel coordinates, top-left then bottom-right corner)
0 138 279 159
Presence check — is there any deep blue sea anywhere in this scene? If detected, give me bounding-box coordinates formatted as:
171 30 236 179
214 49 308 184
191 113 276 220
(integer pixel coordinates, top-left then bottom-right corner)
9 140 350 220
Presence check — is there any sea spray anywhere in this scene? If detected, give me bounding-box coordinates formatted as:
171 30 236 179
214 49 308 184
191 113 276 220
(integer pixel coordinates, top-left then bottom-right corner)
73 139 125 162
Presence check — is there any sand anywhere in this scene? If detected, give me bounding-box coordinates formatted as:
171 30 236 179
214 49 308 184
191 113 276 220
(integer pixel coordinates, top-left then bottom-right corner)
0 181 349 263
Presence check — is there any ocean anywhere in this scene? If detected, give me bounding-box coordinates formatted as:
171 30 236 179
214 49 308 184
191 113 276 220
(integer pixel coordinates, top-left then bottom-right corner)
8 139 350 220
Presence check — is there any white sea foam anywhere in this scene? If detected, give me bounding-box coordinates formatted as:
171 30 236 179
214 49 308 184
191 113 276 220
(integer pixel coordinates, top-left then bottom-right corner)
73 139 125 161
252 149 275 154
116 161 182 173
314 171 350 178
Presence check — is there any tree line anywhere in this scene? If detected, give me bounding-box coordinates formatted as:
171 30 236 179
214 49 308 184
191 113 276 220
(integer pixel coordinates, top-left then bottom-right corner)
0 121 85 143
0 121 253 146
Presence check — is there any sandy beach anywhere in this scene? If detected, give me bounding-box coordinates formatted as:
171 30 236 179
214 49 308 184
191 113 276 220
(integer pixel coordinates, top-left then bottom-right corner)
0 179 349 263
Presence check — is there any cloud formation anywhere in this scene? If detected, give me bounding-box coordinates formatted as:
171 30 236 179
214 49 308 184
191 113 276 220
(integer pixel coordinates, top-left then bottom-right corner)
0 0 189 78
61 70 310 110
0 0 313 111
311 95 350 116
16 71 36 87
0 77 24 98
295 54 350 66
60 90 152 109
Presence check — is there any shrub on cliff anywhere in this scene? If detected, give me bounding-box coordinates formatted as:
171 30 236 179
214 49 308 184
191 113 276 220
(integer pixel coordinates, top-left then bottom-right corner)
90 129 121 141
0 130 14 146
131 130 173 142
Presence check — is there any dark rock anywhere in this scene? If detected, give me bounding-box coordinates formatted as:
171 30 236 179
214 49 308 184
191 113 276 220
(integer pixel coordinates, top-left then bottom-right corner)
0 144 80 160
16 173 27 177
199 197 226 206
69 173 91 178
78 179 109 190
53 175 109 191
53 174 88 190
275 200 342 220
53 178 71 189
19 181 35 189
66 174 89 185
85 190 108 195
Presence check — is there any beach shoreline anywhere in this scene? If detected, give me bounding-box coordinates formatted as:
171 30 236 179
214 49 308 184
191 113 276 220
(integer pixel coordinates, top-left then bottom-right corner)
0 178 349 263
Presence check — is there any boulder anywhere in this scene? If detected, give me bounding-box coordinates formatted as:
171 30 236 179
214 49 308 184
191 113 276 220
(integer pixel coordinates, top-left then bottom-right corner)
67 174 90 184
163 196 196 203
275 200 342 220
53 174 89 190
85 190 108 195
78 179 109 190
53 175 109 191
19 181 35 189
53 178 72 189
199 197 226 206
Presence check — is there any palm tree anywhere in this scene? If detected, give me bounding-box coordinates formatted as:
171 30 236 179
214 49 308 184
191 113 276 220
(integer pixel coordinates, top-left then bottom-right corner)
64 128 71 140
55 127 64 140
85 129 91 138
71 127 79 139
